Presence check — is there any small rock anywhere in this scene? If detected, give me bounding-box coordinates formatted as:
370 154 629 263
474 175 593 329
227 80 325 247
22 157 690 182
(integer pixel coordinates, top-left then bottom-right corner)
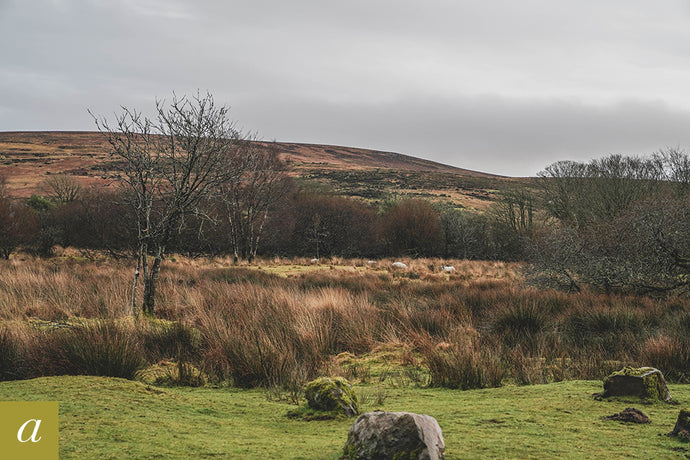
605 407 651 424
343 411 445 460
304 377 359 417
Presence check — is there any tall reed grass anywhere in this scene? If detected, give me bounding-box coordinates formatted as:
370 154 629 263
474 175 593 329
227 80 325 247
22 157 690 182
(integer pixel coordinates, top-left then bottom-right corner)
1 256 689 389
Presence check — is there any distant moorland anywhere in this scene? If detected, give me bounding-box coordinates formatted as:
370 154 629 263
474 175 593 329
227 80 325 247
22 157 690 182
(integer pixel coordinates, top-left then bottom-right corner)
0 131 518 209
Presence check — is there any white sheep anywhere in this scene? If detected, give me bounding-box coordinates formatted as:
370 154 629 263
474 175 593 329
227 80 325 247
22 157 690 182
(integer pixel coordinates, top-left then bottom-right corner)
391 262 408 269
440 265 456 273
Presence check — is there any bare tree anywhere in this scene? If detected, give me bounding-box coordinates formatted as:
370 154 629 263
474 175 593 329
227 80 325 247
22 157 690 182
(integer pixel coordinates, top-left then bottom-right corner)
42 174 82 204
655 147 690 195
220 142 291 262
531 153 690 294
92 92 249 316
306 212 329 259
491 187 535 236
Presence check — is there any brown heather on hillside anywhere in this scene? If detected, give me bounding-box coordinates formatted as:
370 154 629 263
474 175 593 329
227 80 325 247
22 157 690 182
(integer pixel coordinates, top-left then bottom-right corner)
0 131 514 209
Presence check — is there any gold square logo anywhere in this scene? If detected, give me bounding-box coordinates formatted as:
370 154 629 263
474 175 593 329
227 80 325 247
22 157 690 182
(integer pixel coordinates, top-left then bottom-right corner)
0 401 59 460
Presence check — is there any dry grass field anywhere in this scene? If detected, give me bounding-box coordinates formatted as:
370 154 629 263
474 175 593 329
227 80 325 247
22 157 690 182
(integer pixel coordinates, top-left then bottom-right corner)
1 254 689 389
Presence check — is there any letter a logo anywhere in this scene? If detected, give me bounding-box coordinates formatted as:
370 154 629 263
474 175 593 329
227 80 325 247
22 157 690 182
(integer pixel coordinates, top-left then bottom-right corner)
17 419 42 443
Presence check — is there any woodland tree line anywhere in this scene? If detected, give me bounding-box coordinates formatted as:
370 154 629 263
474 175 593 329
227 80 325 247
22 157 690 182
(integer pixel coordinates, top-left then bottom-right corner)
0 174 522 262
1 93 689 314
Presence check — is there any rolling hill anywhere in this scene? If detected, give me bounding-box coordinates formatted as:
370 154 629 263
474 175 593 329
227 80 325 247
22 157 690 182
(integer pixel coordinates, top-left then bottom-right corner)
0 131 514 209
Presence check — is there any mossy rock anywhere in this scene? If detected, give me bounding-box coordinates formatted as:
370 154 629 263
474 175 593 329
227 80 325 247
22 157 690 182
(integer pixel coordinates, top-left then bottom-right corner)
669 408 690 440
602 367 671 402
304 377 359 417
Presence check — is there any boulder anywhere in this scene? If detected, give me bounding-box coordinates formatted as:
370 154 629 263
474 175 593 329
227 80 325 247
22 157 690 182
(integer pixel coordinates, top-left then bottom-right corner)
668 408 690 439
304 377 359 417
343 411 445 460
605 407 651 424
602 367 672 402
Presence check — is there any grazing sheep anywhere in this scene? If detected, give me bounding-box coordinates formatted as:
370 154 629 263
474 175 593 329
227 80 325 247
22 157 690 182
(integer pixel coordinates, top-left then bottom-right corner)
391 262 408 269
311 258 319 264
440 265 456 273
367 260 377 265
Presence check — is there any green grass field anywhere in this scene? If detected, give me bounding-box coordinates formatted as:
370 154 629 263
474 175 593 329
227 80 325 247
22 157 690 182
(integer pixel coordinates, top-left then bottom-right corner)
1 376 689 459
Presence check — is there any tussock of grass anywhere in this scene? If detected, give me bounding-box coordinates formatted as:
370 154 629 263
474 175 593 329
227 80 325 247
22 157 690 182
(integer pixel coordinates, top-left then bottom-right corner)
43 320 146 379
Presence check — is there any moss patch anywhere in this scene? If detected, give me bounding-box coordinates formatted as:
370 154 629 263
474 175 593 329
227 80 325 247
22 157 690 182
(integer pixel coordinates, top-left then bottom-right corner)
609 366 656 378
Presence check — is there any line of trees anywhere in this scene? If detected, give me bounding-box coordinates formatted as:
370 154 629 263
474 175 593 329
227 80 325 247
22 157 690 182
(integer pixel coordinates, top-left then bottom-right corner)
0 178 525 262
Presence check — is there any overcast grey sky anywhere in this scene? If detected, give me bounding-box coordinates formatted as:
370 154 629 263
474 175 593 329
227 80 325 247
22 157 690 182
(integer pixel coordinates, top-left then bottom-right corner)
2 0 690 176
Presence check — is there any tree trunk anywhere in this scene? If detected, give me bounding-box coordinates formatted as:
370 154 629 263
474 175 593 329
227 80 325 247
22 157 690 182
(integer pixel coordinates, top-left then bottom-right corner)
143 247 162 316
131 245 143 316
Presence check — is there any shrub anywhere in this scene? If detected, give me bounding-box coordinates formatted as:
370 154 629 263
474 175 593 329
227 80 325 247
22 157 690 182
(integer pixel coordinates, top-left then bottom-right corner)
197 291 322 388
0 327 27 381
140 320 200 362
492 302 548 352
422 339 503 390
640 336 690 383
45 320 146 379
561 308 647 357
203 326 320 389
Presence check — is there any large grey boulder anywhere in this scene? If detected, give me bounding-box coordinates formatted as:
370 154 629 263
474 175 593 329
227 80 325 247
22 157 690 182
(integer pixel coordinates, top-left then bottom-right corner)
602 367 672 402
343 411 445 460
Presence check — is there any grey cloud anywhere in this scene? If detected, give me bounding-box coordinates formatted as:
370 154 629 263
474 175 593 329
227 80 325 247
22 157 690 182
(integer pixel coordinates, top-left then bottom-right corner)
233 95 690 176
3 1 690 176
